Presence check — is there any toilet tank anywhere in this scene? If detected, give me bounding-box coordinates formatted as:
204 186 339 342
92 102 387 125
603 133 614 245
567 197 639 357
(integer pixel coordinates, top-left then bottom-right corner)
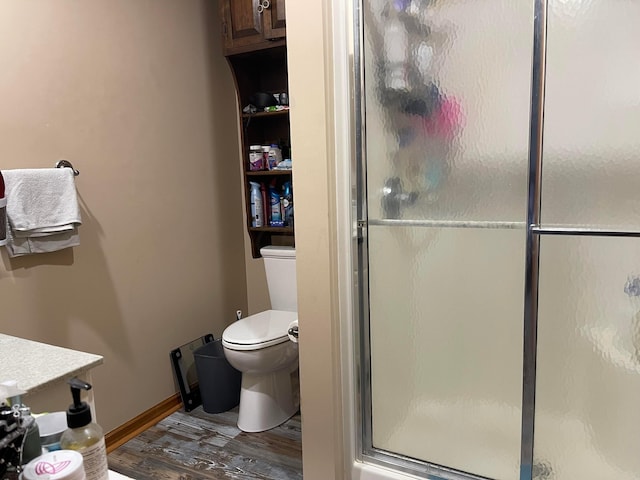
260 246 297 312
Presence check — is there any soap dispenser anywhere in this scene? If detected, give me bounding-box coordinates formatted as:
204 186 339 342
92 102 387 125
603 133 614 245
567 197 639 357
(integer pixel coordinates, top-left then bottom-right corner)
59 378 109 480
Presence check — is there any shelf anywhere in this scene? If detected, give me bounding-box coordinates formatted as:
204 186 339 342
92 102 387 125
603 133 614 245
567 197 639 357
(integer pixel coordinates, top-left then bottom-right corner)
227 36 291 258
249 226 294 233
242 109 289 119
245 170 292 176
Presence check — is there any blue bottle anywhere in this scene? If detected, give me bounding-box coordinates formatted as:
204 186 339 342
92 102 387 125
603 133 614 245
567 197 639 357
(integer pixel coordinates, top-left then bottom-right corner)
282 181 293 227
249 182 264 227
269 183 283 227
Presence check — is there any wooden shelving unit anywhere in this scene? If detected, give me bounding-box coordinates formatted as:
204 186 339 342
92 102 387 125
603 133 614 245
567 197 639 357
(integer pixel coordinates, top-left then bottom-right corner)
220 1 292 258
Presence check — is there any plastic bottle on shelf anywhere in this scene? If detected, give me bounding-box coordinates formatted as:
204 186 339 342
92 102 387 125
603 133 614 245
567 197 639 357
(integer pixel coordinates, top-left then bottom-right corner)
261 146 271 170
282 181 293 227
269 182 284 227
267 144 283 170
59 379 109 480
261 183 269 225
249 182 264 227
249 145 264 171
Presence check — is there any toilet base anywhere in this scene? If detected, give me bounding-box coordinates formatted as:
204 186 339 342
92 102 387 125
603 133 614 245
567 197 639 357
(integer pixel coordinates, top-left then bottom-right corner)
237 370 298 432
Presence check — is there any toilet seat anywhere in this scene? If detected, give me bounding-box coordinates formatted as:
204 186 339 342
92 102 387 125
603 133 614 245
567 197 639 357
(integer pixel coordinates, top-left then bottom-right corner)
222 310 298 351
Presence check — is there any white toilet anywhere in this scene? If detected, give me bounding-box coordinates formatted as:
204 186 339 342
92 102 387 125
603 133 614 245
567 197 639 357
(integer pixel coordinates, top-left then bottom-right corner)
222 245 299 432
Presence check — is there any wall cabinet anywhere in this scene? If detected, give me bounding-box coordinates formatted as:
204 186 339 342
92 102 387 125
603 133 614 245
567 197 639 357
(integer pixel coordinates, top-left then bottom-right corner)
220 0 286 56
225 39 293 258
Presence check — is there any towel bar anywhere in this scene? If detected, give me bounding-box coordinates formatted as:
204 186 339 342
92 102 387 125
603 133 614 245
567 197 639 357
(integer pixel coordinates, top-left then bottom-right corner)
55 159 79 176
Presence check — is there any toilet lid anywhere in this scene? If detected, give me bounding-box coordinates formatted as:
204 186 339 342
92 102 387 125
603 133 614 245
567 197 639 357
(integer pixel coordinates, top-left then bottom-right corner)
222 310 298 351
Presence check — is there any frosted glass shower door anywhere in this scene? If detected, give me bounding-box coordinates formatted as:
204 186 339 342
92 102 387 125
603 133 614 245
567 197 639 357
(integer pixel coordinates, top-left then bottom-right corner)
533 2 640 479
361 1 533 479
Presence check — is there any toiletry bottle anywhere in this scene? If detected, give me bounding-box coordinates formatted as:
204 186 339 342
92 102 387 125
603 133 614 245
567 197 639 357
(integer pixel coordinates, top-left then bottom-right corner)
249 145 264 171
261 182 269 225
249 182 264 227
282 181 293 227
60 378 109 480
267 144 282 170
261 145 271 170
269 181 283 227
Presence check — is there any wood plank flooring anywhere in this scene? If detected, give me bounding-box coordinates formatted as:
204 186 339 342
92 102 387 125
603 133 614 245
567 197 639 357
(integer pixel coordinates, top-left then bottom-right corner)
107 407 302 480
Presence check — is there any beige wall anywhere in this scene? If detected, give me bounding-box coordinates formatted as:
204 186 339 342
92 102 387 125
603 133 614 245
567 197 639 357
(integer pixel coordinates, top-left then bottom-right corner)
243 240 270 315
287 1 345 479
0 0 247 432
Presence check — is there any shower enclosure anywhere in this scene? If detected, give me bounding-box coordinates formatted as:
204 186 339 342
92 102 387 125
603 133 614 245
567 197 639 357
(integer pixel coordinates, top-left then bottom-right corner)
353 1 640 479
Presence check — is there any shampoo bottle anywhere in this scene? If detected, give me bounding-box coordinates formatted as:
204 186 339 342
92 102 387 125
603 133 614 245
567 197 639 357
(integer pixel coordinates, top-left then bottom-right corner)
60 378 109 480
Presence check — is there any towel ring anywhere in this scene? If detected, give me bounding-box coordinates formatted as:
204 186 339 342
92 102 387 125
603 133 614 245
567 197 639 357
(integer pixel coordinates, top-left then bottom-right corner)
55 159 80 176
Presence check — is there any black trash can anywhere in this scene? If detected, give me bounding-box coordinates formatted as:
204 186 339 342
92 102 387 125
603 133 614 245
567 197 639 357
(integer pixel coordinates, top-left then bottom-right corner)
193 340 241 414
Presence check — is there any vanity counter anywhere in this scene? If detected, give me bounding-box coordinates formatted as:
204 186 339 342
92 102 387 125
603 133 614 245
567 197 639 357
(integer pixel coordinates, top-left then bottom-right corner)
0 335 135 479
0 333 103 394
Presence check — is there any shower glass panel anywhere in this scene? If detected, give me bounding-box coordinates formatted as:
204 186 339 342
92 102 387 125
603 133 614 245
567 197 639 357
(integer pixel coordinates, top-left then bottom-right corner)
534 2 640 479
541 1 640 229
536 236 640 479
368 227 525 479
361 1 533 478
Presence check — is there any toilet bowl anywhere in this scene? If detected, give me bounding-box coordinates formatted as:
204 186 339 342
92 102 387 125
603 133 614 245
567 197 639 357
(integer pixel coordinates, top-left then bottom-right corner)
222 246 299 432
222 310 299 432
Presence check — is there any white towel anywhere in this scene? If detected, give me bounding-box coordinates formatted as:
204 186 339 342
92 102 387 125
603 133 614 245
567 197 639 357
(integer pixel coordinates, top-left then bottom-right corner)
4 227 80 257
3 168 81 234
2 168 81 257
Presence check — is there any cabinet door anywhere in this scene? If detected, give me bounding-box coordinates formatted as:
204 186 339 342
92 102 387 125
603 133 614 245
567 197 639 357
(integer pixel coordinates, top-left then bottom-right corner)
263 0 286 40
220 0 264 53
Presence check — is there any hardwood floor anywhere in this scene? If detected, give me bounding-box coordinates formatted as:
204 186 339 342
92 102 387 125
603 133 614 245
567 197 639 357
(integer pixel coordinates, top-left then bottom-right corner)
107 407 302 480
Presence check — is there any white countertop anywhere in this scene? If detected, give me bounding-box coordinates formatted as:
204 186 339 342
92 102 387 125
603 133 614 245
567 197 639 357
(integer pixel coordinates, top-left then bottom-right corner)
0 333 103 394
0 335 130 477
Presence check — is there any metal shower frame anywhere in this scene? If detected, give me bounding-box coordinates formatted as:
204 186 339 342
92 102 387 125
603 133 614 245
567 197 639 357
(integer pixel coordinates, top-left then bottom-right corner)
352 1 640 479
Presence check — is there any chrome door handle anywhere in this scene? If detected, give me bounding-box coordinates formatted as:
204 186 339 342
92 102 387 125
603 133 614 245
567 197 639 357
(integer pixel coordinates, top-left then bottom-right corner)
382 177 417 219
288 326 299 338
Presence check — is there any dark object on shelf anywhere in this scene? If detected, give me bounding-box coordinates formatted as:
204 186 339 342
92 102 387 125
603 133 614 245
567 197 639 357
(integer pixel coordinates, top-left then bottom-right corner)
170 334 214 412
249 92 278 109
193 340 241 414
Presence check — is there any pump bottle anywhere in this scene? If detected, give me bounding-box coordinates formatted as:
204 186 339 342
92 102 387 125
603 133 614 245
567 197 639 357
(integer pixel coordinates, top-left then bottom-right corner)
60 378 109 480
